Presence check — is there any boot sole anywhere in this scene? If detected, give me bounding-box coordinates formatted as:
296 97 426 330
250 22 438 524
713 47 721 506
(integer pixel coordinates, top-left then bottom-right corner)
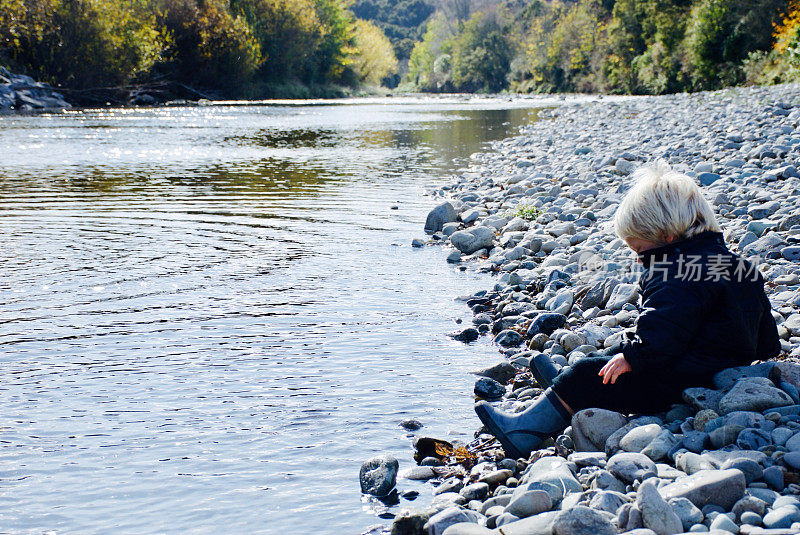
474 402 524 460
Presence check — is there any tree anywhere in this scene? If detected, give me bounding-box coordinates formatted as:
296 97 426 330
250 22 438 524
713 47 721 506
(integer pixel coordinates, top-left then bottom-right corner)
351 18 397 85
154 0 261 92
306 0 357 83
685 0 786 89
405 12 454 90
1 0 164 89
229 0 320 80
449 11 513 92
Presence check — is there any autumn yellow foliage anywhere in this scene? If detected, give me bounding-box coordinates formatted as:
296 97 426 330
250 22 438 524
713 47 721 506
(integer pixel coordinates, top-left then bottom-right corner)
352 18 397 85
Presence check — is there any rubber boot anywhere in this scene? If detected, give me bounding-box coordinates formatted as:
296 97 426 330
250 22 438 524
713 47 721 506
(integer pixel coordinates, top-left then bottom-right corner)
529 352 559 388
474 388 571 460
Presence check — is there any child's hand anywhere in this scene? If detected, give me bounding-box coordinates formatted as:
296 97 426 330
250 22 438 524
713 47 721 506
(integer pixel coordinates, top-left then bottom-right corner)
599 354 632 384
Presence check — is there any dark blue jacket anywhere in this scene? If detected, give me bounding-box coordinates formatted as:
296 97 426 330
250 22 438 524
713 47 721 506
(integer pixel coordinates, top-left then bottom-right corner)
621 231 780 387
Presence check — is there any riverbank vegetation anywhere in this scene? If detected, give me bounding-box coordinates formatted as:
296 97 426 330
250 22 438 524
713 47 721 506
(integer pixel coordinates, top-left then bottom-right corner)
405 0 800 94
0 0 399 102
1 0 799 102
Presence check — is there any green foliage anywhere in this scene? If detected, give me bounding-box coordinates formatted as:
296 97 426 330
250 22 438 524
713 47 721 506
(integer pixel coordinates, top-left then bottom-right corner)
1 0 164 88
155 0 262 92
510 204 541 221
351 18 398 85
305 0 357 83
449 11 513 92
229 0 319 80
405 12 453 90
352 0 434 59
683 0 785 89
0 0 793 98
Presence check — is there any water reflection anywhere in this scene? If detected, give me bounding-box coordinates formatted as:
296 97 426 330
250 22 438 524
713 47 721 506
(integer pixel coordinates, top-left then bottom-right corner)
0 100 541 534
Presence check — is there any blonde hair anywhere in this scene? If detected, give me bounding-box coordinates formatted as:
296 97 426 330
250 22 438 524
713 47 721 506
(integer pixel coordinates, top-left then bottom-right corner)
613 161 721 244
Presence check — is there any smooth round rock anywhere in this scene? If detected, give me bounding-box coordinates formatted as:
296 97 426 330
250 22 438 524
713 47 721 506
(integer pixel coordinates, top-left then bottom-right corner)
621 424 662 452
763 505 800 529
552 505 616 535
504 489 552 518
740 511 762 526
359 455 399 496
709 513 738 533
782 450 800 469
474 377 505 400
607 452 657 484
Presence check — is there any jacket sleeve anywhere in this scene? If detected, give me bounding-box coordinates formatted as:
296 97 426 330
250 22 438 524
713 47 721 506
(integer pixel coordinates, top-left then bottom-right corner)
755 292 781 361
621 275 708 376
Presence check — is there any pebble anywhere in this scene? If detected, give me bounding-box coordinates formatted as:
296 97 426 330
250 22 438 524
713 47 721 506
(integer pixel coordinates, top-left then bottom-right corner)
762 465 784 490
607 452 657 483
474 377 505 400
660 469 746 510
472 362 518 383
571 408 627 452
359 455 399 496
670 497 705 531
782 450 800 469
552 505 617 535
459 482 489 501
504 489 552 518
763 506 800 529
637 479 683 535
389 83 800 535
423 507 483 535
709 513 738 533
450 226 495 254
441 524 494 535
621 424 663 452
493 329 523 347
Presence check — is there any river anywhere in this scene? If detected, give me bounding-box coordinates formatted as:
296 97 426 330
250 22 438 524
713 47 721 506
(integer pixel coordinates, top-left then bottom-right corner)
0 97 552 534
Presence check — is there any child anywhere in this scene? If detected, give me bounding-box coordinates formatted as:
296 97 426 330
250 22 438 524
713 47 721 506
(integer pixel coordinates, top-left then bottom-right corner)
475 162 781 460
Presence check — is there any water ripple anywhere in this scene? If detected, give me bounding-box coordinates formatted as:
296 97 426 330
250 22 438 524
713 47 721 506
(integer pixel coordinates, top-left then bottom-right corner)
0 101 542 534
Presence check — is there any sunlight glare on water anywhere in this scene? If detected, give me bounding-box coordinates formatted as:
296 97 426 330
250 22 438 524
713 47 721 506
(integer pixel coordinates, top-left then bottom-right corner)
0 98 546 533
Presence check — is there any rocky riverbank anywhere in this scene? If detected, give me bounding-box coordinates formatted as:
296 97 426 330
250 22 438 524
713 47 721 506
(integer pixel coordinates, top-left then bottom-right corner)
361 83 800 535
0 67 71 111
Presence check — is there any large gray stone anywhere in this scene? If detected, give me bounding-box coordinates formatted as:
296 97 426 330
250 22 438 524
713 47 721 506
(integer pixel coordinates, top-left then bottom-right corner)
606 283 638 310
658 469 746 510
494 510 559 535
493 329 524 347
717 377 794 414
504 490 552 518
425 202 457 233
590 469 627 493
783 313 800 337
520 456 582 502
472 362 518 384
641 429 679 462
360 455 399 496
620 424 663 453
450 226 496 254
392 507 437 535
571 408 628 452
607 452 657 484
683 387 724 412
637 480 683 535
552 505 617 535
742 231 786 257
588 490 629 514
713 363 775 390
